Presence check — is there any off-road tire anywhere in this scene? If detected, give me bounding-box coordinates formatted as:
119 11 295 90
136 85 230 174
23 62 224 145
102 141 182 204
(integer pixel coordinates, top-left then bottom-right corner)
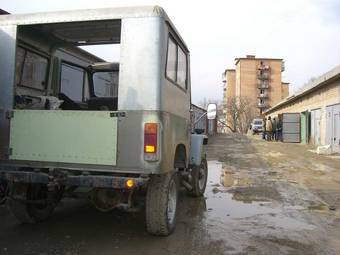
8 183 55 223
0 180 8 205
146 173 178 236
190 158 208 197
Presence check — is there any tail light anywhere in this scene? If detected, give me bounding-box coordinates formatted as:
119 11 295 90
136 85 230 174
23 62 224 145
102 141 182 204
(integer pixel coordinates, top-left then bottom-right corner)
144 123 158 161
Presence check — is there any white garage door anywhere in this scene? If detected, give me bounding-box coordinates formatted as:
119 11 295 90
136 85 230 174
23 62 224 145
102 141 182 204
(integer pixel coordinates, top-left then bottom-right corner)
311 109 321 145
326 104 340 153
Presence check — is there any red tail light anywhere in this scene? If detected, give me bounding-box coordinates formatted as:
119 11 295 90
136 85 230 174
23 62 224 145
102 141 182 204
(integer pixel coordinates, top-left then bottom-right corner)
144 123 158 160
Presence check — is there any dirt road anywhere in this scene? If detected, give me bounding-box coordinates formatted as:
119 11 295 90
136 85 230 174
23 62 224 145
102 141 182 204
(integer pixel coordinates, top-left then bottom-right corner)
0 133 339 255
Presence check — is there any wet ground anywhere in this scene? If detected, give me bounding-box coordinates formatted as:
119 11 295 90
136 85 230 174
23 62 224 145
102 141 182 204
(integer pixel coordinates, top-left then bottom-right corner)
0 133 340 255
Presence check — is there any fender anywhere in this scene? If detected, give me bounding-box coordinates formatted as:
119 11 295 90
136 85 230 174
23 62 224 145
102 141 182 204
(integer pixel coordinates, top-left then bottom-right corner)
189 134 206 166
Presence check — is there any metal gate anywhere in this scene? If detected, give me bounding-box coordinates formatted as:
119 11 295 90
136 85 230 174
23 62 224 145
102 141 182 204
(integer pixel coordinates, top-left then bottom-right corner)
326 104 340 153
282 113 300 143
311 109 321 145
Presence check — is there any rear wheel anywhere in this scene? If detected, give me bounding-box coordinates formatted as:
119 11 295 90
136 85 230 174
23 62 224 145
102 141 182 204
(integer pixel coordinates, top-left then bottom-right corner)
190 158 208 197
146 173 178 236
0 180 8 205
8 183 56 223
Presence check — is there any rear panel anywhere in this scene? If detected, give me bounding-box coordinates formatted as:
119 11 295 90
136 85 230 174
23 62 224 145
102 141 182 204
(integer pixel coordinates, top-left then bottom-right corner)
9 110 118 165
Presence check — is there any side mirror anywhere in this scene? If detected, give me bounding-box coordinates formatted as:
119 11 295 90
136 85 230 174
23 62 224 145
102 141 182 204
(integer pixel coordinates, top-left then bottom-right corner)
207 103 217 120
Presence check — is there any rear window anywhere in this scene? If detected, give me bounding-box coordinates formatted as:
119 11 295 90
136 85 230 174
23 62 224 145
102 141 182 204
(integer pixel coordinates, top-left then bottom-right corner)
166 35 188 90
15 47 49 90
254 120 263 125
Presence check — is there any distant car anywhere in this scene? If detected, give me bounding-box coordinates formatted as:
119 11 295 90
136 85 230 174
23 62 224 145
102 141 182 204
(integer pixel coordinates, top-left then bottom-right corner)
251 118 263 135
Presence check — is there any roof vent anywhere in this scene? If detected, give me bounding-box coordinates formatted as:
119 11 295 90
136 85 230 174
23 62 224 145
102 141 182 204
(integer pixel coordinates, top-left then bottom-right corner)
246 55 256 59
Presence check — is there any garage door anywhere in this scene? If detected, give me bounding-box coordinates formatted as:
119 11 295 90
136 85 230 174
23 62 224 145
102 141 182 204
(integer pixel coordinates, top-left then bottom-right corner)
282 113 300 143
326 104 340 153
311 109 321 145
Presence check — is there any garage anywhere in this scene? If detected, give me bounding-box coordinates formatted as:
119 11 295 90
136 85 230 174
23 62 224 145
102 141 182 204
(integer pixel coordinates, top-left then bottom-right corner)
264 66 340 151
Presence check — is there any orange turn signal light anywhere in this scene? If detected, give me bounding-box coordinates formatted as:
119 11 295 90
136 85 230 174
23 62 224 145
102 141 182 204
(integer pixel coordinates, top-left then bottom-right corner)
126 179 135 188
145 145 155 153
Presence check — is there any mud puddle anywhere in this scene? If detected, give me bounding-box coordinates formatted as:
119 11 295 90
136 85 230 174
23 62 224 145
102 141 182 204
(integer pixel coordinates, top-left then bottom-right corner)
205 161 316 238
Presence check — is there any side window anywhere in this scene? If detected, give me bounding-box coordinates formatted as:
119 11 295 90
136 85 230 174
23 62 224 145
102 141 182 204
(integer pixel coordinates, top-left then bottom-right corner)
15 47 25 86
60 63 85 102
166 35 188 90
166 37 177 81
15 47 49 90
177 47 187 88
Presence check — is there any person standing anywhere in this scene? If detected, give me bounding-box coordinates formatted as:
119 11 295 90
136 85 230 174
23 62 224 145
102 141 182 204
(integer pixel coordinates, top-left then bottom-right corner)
262 117 267 140
272 118 277 141
277 117 282 141
266 116 273 141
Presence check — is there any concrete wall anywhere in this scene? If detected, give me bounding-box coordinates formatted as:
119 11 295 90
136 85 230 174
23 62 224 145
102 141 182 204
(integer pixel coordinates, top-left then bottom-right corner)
266 80 340 146
225 70 236 99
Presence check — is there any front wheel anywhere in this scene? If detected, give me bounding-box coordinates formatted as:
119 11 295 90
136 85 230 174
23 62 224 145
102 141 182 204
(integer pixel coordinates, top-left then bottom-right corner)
190 158 208 197
145 173 178 236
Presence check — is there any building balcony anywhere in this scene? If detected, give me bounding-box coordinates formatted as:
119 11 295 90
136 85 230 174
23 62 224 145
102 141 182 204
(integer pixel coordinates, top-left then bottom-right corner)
257 82 269 89
257 102 269 108
257 72 270 80
258 65 270 71
257 93 268 98
281 61 285 72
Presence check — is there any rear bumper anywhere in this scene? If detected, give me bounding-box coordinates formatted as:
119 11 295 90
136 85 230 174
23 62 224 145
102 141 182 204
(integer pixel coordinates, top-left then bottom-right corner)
0 170 149 189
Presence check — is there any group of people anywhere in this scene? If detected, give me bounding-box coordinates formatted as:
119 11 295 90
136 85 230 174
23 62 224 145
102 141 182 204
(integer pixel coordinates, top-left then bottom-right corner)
262 116 282 141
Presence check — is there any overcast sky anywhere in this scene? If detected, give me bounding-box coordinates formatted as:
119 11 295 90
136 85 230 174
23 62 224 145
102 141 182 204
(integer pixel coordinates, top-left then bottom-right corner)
2 0 340 104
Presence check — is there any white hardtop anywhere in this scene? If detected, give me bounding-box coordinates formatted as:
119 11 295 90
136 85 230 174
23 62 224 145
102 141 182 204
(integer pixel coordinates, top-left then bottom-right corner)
0 5 189 52
0 6 167 25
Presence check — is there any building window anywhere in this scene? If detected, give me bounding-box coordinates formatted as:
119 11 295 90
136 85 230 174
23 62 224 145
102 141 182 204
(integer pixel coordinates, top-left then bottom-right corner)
60 63 85 102
15 47 49 90
166 35 188 90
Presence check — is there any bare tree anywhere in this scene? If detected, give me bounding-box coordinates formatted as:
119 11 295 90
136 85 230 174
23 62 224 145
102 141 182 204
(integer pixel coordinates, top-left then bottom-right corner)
224 97 239 132
224 96 257 133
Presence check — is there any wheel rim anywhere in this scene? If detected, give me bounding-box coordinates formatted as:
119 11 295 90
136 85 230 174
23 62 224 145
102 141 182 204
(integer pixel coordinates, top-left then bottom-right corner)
198 163 207 191
167 179 177 225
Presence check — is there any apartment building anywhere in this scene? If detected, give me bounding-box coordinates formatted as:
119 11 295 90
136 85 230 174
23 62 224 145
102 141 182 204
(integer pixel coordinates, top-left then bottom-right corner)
222 55 289 115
